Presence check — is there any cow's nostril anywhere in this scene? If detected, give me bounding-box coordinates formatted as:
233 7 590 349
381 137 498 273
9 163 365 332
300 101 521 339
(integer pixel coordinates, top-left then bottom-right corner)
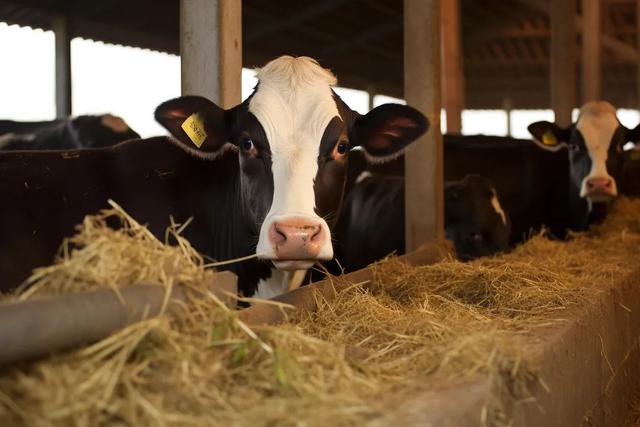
309 225 322 241
604 180 612 188
271 223 287 243
587 180 595 189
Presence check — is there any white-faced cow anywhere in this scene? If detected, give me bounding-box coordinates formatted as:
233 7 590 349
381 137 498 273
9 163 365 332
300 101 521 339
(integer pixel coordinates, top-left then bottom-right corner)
0 56 428 299
528 101 640 225
0 114 140 150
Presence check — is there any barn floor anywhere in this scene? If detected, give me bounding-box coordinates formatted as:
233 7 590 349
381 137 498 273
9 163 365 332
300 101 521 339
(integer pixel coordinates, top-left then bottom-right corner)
1 199 640 426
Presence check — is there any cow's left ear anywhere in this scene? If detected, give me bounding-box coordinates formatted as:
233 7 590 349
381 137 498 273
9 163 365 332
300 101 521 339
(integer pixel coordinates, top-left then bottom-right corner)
527 121 571 152
350 104 429 163
155 95 235 160
624 124 640 143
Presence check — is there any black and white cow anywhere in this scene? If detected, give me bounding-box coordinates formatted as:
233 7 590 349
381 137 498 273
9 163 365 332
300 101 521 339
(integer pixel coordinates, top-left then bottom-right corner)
527 101 640 224
621 144 640 197
0 114 140 150
335 173 511 271
0 56 428 298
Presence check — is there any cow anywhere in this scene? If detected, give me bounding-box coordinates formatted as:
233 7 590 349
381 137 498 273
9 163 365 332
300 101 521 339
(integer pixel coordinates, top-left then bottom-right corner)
352 135 566 244
0 56 428 299
335 173 510 271
358 102 640 243
527 101 640 226
621 144 640 197
0 114 140 150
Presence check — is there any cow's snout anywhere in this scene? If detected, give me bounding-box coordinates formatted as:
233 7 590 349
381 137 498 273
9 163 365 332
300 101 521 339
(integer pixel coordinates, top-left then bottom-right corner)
268 218 326 260
584 176 617 201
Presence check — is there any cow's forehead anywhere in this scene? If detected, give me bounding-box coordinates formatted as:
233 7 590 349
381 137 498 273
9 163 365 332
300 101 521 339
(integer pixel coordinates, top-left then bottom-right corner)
576 101 619 147
247 56 340 152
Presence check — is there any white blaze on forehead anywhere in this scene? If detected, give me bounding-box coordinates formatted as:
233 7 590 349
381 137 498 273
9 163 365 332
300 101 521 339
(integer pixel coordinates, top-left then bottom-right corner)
490 189 507 226
576 101 619 197
251 56 339 259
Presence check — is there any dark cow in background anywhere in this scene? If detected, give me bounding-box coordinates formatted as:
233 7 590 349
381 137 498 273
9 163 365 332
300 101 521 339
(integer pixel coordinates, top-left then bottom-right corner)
336 173 510 271
0 114 140 150
621 144 640 197
358 101 640 244
357 135 566 244
0 56 428 299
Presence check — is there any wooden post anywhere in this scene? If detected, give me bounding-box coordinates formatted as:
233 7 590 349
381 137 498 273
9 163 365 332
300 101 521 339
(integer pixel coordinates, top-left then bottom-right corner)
551 0 577 126
180 0 242 108
404 0 445 251
52 14 72 118
441 0 464 134
582 0 601 102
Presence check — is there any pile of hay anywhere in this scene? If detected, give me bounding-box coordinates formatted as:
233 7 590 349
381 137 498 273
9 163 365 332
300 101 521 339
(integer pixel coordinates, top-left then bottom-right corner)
1 199 639 426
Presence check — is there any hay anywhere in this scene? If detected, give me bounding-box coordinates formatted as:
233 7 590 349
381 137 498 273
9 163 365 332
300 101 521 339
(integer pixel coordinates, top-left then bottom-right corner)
1 199 640 426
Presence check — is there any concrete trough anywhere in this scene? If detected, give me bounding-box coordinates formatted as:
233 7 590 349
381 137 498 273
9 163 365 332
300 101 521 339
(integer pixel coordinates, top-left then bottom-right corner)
240 245 640 426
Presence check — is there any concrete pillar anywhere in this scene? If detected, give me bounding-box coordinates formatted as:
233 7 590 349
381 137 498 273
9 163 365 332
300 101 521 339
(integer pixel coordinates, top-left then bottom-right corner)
180 0 242 108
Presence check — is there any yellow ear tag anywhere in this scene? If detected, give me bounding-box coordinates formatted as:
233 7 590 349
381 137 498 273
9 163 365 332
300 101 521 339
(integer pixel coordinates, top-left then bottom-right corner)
542 130 558 146
181 112 207 148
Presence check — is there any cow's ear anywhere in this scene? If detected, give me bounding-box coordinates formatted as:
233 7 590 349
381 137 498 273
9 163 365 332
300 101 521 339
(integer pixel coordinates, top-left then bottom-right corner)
155 96 233 160
527 121 570 152
350 104 429 163
624 124 640 143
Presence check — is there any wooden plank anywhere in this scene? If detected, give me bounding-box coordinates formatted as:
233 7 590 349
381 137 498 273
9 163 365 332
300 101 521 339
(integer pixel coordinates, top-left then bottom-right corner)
550 0 577 127
582 0 602 102
52 13 72 118
180 0 242 108
404 0 445 252
441 0 464 134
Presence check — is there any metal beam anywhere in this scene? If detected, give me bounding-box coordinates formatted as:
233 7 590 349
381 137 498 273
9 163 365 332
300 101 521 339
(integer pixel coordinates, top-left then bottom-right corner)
52 13 71 118
245 0 350 44
404 0 445 251
180 0 242 108
515 0 637 61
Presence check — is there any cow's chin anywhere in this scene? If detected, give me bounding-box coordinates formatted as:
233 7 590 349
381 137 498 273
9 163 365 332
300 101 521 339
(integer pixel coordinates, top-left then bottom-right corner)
585 193 616 203
271 260 315 271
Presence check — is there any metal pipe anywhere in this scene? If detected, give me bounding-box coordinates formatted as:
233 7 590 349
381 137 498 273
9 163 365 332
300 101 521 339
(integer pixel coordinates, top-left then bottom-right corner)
0 271 236 364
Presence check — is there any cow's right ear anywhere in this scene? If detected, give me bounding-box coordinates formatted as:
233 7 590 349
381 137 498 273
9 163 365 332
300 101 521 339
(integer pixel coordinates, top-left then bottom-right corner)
527 121 570 152
155 96 232 159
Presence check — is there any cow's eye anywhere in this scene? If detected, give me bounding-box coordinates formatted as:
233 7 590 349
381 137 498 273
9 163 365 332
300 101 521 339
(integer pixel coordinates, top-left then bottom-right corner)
332 140 350 160
241 139 254 152
337 142 349 154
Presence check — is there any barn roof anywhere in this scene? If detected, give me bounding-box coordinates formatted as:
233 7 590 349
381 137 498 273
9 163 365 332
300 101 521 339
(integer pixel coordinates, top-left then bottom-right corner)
0 0 638 109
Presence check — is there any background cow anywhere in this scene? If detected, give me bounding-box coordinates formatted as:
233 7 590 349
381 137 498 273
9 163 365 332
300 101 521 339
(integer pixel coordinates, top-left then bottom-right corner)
0 114 140 150
0 56 428 299
335 173 510 272
528 101 640 226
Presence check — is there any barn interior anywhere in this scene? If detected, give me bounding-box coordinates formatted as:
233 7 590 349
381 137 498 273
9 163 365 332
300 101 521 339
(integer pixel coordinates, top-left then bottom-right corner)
1 1 640 426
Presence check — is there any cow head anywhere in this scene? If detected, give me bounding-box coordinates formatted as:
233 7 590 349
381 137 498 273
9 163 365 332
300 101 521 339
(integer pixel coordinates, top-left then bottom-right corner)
155 56 428 270
444 175 510 260
528 101 640 203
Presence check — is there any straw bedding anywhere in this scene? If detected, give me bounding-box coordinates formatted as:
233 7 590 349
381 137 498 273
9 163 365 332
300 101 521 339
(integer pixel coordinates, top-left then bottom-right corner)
1 199 639 426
